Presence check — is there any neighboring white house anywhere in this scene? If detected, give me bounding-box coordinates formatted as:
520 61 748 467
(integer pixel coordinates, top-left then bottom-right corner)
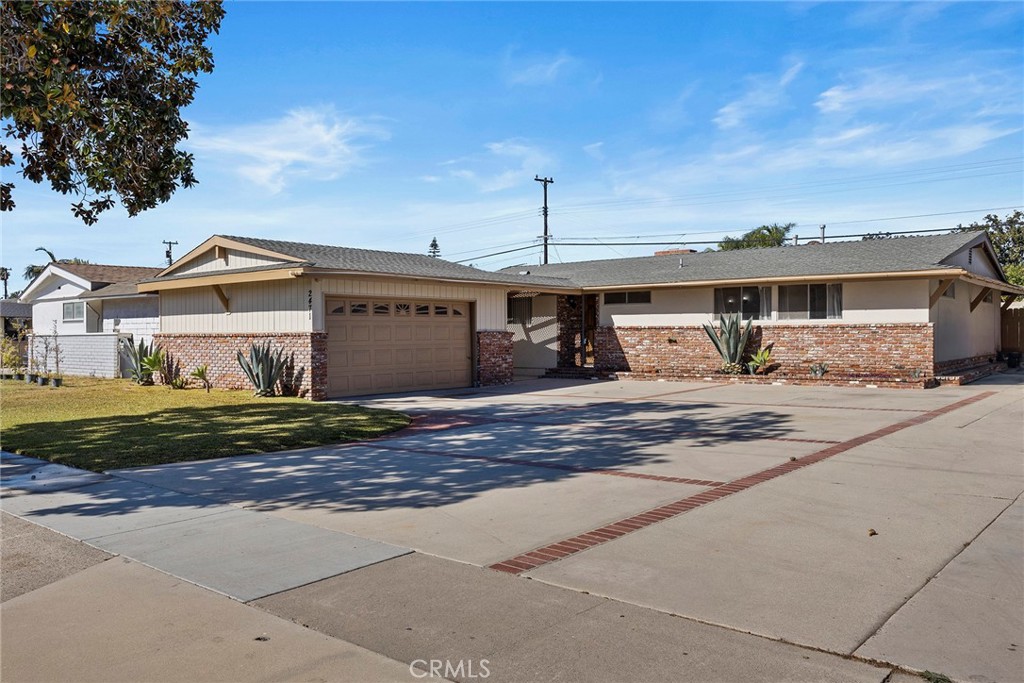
19 263 161 378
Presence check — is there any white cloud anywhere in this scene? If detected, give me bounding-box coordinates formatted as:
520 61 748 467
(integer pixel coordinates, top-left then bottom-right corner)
714 61 804 130
447 139 554 193
815 68 1018 116
583 142 605 161
503 47 581 87
188 106 389 193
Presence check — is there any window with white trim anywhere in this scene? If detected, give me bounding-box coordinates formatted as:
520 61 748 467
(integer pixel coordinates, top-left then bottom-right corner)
778 284 842 319
62 301 85 322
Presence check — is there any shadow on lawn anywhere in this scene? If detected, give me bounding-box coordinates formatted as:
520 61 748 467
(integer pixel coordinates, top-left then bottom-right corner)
48 393 806 515
1 403 410 472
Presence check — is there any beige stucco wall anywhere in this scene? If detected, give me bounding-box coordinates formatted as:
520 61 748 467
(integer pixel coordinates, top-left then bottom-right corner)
172 247 291 276
932 279 1001 361
509 293 558 374
160 275 510 334
599 279 931 327
945 246 1001 280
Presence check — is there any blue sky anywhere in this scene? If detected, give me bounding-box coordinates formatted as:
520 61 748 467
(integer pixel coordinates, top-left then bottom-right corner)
3 1 1022 291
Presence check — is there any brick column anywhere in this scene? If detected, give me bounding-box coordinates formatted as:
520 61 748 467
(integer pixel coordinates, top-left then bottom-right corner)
477 330 513 386
556 295 583 367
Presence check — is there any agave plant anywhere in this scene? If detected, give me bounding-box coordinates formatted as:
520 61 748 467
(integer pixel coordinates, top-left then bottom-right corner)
747 344 774 375
702 312 753 373
190 364 212 393
141 348 168 384
121 338 156 385
237 342 287 397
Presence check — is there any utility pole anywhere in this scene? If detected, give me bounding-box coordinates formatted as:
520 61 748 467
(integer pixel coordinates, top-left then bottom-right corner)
534 176 554 265
820 224 826 243
162 240 178 266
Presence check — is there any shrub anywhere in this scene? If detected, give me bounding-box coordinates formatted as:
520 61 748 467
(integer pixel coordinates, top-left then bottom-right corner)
747 344 774 375
189 364 212 392
121 338 156 385
702 312 753 373
236 342 287 397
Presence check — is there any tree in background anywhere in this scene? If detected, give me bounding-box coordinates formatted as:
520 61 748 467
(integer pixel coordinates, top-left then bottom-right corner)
21 247 90 283
428 237 441 258
954 210 1023 287
1 1 224 224
718 223 795 251
0 267 10 298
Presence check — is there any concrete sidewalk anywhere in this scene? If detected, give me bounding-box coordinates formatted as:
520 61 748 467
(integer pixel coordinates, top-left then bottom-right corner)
0 522 420 683
2 452 410 601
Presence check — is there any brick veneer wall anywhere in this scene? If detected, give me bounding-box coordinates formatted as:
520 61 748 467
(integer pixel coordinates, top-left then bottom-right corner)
477 330 514 386
556 295 583 367
934 353 998 376
595 323 935 381
153 332 327 400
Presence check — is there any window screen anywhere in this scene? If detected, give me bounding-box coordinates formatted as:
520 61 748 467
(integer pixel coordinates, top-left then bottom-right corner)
779 284 842 319
507 297 533 324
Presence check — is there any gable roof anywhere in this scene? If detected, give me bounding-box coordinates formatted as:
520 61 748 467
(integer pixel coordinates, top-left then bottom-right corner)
146 235 574 290
21 262 163 302
501 230 1010 289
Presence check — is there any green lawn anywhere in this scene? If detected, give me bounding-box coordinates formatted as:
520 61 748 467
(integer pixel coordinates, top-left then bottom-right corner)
0 377 411 472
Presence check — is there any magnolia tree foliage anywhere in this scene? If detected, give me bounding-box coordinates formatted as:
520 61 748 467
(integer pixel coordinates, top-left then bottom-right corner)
0 1 224 224
955 210 1024 287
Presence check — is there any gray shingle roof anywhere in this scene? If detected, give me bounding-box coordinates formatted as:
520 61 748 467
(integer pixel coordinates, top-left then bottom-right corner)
54 263 163 287
202 235 575 289
500 231 990 287
0 299 32 318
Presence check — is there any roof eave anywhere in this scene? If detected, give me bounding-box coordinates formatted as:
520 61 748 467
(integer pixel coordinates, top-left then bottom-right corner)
302 267 578 292
578 268 969 291
139 266 307 292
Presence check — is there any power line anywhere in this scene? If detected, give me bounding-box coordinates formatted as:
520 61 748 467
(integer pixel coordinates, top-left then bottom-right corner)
462 224 999 262
551 205 1022 244
452 243 542 263
553 157 1023 215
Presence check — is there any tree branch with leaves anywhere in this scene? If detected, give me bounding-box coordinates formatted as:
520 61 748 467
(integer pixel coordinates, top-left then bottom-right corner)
1 1 224 224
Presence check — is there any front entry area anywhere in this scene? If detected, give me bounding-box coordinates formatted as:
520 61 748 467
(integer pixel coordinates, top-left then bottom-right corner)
325 297 472 397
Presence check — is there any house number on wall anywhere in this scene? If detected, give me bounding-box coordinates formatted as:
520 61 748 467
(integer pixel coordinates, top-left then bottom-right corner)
308 289 313 311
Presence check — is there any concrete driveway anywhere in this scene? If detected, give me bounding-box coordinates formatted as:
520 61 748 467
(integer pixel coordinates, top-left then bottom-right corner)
4 376 1022 682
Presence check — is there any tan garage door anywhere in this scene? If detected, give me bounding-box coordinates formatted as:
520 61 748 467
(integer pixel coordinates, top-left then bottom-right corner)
325 298 472 397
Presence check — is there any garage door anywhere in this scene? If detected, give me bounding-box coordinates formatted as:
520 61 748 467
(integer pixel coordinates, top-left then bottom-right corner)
325 298 472 397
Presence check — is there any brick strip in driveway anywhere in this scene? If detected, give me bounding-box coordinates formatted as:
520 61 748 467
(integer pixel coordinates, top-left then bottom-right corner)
489 391 997 574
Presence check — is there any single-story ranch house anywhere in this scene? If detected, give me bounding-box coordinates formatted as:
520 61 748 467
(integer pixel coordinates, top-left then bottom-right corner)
124 230 1021 398
20 262 161 377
